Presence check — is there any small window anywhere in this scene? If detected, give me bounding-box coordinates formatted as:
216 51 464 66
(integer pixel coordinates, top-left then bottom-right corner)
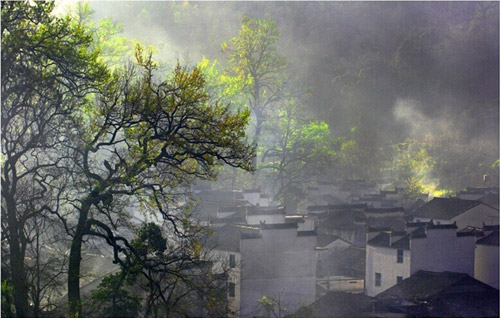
397 249 403 263
375 273 381 287
397 276 403 284
228 282 235 297
229 254 236 268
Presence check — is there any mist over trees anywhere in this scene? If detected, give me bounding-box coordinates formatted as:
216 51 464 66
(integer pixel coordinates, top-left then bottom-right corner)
86 1 499 192
1 1 499 317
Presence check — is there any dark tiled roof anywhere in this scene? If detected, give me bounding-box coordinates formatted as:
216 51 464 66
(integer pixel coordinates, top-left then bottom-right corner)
355 197 398 203
218 205 285 215
205 224 241 252
378 271 481 300
476 231 499 246
363 193 387 199
391 236 410 249
365 207 405 214
210 215 246 224
241 232 262 239
367 226 392 233
457 226 484 237
367 231 390 247
478 193 499 208
376 270 499 317
466 186 499 193
409 226 427 239
406 220 432 228
483 224 500 232
196 190 244 202
315 194 346 205
427 222 458 230
284 215 306 223
317 210 365 230
316 234 344 248
297 230 317 237
380 189 399 195
292 291 375 317
411 197 481 220
260 223 297 230
367 231 410 249
242 188 260 193
307 203 366 212
365 216 406 231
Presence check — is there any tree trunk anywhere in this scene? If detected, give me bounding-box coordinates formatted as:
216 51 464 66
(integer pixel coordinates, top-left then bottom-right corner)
5 198 31 318
253 112 264 170
68 200 92 318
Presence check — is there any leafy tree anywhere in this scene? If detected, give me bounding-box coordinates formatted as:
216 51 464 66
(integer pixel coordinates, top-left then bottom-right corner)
88 272 141 318
67 1 136 68
254 295 289 318
1 2 108 316
260 100 338 210
86 222 231 318
64 49 254 316
1 280 15 318
222 15 287 157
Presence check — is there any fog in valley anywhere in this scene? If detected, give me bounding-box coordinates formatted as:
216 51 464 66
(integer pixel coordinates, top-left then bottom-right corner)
2 1 499 317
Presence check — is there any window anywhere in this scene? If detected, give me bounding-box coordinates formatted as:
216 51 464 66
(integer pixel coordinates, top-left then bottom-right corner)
397 276 403 284
229 254 236 268
228 282 235 297
375 273 381 287
397 249 403 263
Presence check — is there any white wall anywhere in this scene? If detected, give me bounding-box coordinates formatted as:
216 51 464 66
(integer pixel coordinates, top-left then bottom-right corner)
453 204 499 229
474 244 499 289
410 229 475 276
365 245 410 296
246 214 285 225
240 228 317 317
243 192 260 206
317 276 364 295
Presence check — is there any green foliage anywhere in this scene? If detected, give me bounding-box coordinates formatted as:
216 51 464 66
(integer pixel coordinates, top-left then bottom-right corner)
2 2 109 316
132 223 167 257
259 99 338 210
386 131 497 203
1 280 14 318
223 15 286 87
89 273 141 318
256 295 289 318
66 1 136 68
222 15 287 147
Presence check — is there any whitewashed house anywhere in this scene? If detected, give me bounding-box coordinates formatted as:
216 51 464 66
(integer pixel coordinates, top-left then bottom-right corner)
474 230 499 289
457 186 499 200
365 222 476 296
410 197 499 229
242 188 270 207
240 223 317 317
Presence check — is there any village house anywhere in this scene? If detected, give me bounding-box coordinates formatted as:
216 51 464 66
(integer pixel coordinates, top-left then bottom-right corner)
315 234 365 297
313 205 407 247
474 229 499 289
292 270 499 318
410 197 499 229
365 221 476 296
241 188 270 207
375 270 499 317
457 186 499 200
239 222 317 317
